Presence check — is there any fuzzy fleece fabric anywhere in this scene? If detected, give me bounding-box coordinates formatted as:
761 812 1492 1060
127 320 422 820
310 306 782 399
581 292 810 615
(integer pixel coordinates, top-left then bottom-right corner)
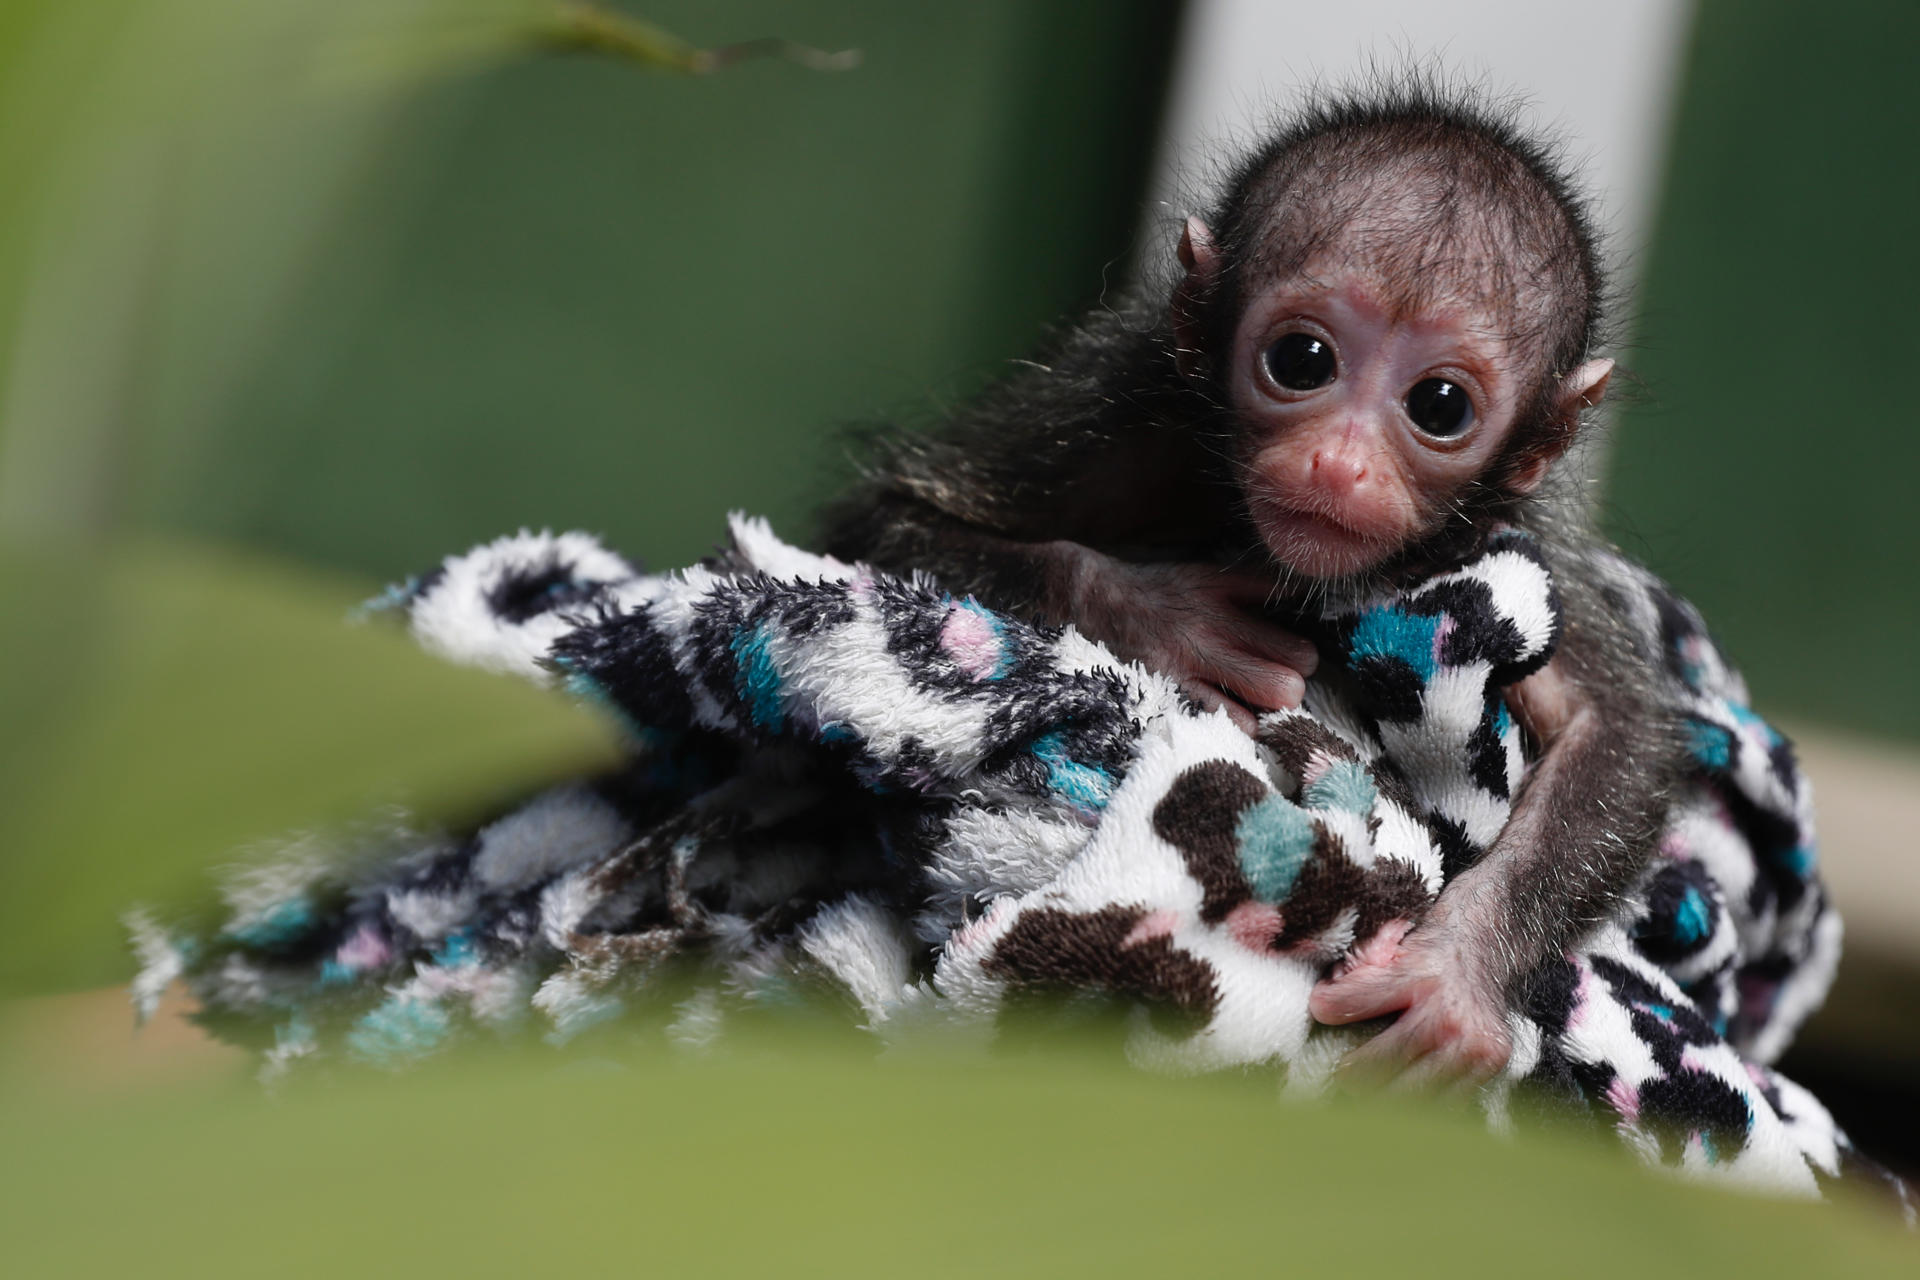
130 516 1906 1206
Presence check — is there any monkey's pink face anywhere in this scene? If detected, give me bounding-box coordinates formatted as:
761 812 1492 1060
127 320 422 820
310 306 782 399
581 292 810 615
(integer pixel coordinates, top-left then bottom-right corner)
1226 267 1531 580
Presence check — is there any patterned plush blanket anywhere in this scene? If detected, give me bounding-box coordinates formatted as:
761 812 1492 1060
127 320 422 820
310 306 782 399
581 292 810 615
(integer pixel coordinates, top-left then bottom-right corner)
131 516 1899 1202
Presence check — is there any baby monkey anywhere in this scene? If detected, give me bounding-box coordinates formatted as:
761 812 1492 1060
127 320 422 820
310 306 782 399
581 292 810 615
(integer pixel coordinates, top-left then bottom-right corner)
822 84 1688 1087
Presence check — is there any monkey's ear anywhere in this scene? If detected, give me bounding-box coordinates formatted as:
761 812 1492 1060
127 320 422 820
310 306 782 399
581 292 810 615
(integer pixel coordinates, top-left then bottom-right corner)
1172 217 1220 380
1561 358 1614 415
1507 359 1616 495
1177 216 1218 274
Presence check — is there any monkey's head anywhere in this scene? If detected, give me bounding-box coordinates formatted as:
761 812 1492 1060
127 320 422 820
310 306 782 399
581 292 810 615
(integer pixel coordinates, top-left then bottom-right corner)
1172 88 1613 580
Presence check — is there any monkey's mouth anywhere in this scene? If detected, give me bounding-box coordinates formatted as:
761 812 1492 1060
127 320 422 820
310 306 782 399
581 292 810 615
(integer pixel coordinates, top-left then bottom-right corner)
1254 506 1391 578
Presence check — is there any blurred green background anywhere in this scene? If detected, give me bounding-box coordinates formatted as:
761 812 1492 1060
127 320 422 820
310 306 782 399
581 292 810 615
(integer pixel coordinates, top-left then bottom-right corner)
3 0 1919 1267
1604 0 1920 744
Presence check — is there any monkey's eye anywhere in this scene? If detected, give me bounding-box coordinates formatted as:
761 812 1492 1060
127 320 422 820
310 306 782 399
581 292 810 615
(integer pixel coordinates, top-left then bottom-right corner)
1263 333 1337 391
1405 378 1475 438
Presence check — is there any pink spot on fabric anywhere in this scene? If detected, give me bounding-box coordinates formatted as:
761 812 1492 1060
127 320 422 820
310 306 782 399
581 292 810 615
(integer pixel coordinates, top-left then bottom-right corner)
1660 832 1692 860
1225 901 1285 951
335 925 390 972
1565 960 1594 1035
1122 909 1181 949
1432 614 1456 668
1606 1076 1641 1124
1301 748 1336 786
939 603 1004 681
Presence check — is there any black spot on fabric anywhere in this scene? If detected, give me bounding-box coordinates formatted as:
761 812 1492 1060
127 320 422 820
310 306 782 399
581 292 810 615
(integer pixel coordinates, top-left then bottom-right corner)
1715 780 1810 913
1255 715 1357 790
547 608 695 729
984 905 1221 1035
488 556 603 624
1651 583 1707 688
1420 578 1513 669
1638 1072 1752 1162
1730 959 1794 1051
1632 860 1722 967
1430 814 1481 885
1517 954 1583 1040
1362 758 1423 828
1275 840 1366 947
1353 858 1433 944
1513 1039 1602 1125
1349 655 1425 722
1466 697 1512 799
412 565 447 600
766 577 857 637
1590 954 1721 1076
1151 762 1265 922
681 587 763 721
1766 735 1801 796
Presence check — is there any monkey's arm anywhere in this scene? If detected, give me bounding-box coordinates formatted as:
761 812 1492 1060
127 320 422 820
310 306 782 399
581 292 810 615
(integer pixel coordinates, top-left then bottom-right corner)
1309 632 1689 1084
821 425 1319 718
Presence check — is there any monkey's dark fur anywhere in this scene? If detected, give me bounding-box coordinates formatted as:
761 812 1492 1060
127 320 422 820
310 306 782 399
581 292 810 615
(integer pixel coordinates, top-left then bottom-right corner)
819 80 1690 999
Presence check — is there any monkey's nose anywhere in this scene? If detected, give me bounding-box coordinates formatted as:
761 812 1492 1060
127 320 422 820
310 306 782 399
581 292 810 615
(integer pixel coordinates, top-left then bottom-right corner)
1310 449 1369 491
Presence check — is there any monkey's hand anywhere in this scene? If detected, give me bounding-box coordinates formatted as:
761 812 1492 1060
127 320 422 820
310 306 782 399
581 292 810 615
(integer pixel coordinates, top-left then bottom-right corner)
1058 546 1318 730
1307 912 1513 1091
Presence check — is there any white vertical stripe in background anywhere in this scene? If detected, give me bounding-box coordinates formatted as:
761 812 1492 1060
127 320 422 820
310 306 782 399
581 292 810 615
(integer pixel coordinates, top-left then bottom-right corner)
1148 0 1695 280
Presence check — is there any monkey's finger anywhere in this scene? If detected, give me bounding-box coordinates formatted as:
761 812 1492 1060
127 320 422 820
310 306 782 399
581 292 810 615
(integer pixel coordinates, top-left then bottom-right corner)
1181 680 1257 733
1385 1052 1460 1095
1334 1021 1426 1086
1309 968 1415 1025
1210 659 1305 712
1231 620 1321 677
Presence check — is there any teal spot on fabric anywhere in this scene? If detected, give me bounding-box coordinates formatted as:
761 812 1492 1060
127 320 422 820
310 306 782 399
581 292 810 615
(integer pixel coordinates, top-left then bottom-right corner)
433 930 480 968
318 960 354 987
348 996 451 1066
730 621 786 731
1686 720 1731 769
1302 759 1377 815
1349 606 1441 681
1643 1002 1674 1023
558 667 648 739
819 722 858 745
227 899 315 949
1031 731 1113 811
351 577 419 621
1700 1132 1719 1166
1235 795 1316 901
1493 701 1514 739
1727 701 1782 746
1779 845 1817 878
1674 887 1711 946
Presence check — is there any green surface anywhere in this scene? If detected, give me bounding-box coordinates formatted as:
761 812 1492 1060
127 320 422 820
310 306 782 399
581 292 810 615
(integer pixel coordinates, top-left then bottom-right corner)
0 1031 1913 1277
1607 0 1920 743
0 540 621 996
